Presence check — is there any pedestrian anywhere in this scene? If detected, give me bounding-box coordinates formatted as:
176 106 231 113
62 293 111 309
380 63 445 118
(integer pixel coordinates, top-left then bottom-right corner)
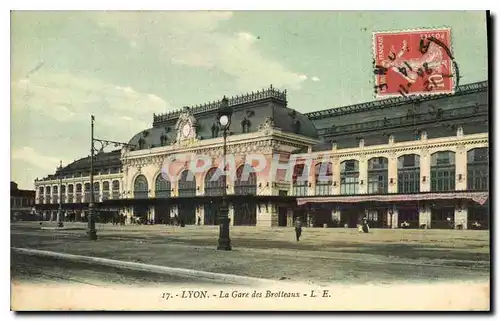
294 217 303 242
197 216 201 226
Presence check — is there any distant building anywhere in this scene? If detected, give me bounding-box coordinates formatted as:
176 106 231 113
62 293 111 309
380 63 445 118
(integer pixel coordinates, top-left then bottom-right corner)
11 182 36 221
34 81 489 229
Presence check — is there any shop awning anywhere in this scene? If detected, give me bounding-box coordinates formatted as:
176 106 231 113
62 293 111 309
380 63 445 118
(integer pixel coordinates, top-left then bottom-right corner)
297 192 489 206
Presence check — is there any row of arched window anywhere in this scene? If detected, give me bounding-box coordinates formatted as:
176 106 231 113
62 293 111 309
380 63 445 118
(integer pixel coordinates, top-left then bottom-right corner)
39 180 121 202
292 148 488 196
133 164 258 198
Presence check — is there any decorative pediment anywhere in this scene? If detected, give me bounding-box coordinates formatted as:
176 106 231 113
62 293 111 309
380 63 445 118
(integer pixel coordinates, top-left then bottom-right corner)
258 116 276 135
174 107 199 146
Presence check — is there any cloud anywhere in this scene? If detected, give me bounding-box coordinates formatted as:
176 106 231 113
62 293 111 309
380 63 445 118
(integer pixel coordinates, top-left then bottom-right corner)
12 71 171 128
91 12 308 91
311 76 320 82
12 146 68 171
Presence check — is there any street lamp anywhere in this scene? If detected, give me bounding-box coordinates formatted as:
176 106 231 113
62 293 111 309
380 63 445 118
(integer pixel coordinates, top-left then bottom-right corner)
56 160 64 228
217 96 232 251
89 115 135 241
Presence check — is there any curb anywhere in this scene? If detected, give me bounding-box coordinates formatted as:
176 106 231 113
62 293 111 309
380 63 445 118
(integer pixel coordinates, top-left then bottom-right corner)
11 247 278 286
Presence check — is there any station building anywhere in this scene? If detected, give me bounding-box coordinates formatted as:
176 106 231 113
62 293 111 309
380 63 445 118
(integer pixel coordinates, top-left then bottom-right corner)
34 81 489 229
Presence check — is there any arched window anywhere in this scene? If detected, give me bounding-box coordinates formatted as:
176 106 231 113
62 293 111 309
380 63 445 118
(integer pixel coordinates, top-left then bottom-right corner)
133 175 149 199
68 184 74 203
102 181 110 200
52 186 58 203
467 148 488 191
112 180 120 199
204 168 225 196
156 174 172 198
292 164 309 196
178 170 196 197
398 154 420 193
340 160 359 195
368 157 388 194
315 162 332 195
84 183 91 202
431 151 456 192
38 187 44 203
235 164 257 195
75 183 82 202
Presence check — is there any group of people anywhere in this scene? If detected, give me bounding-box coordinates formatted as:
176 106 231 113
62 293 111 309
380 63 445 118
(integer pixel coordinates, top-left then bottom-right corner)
293 215 371 241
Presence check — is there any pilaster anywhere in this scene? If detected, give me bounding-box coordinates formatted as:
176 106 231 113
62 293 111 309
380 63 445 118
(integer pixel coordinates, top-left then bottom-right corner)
454 206 468 229
419 206 431 228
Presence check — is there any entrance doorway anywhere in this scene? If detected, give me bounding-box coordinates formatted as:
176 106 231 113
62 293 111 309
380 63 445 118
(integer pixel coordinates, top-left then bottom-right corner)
204 201 219 225
154 204 171 224
178 203 196 225
278 207 287 226
398 208 419 228
233 201 257 226
431 206 454 229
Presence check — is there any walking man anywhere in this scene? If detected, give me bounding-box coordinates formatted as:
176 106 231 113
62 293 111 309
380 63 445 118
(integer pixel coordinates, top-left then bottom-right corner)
294 217 303 242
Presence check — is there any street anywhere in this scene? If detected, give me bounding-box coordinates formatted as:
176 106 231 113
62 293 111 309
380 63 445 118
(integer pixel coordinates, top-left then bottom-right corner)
10 222 490 285
11 251 227 286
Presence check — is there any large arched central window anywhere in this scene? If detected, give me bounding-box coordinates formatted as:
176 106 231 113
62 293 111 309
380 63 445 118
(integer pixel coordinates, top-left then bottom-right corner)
315 162 332 195
235 164 257 195
368 157 388 194
467 148 488 191
178 170 196 197
398 154 420 193
133 175 149 199
292 164 309 196
155 174 172 198
340 160 359 195
204 168 225 196
431 151 456 192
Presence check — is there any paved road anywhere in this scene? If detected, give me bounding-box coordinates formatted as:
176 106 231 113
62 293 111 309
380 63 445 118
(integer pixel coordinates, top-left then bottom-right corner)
11 251 227 286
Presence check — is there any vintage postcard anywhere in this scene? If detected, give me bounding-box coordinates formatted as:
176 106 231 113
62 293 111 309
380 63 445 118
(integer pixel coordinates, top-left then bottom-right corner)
10 10 490 311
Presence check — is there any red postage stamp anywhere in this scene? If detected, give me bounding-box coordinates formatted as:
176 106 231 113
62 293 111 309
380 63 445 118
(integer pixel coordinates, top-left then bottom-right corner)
372 28 456 99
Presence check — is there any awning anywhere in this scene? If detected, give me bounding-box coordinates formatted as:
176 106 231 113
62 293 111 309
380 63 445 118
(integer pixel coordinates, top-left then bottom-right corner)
297 192 489 206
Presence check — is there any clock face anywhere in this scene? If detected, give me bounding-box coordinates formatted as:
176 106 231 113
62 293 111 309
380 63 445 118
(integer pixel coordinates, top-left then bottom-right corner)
182 123 191 137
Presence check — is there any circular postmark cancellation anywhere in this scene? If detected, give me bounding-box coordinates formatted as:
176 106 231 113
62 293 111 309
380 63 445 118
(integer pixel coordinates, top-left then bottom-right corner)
372 28 459 99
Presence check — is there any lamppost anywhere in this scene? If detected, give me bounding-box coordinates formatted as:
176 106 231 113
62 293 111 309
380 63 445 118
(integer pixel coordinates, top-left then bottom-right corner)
56 160 64 228
217 96 232 251
88 115 135 240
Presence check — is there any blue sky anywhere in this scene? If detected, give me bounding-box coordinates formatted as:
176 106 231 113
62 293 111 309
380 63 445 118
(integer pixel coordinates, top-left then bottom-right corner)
10 11 488 189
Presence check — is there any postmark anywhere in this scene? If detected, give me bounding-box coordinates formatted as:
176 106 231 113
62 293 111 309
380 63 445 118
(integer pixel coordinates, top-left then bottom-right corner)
372 28 457 98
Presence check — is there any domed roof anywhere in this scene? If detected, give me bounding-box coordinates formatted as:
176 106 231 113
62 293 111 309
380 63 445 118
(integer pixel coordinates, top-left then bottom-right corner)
128 86 318 150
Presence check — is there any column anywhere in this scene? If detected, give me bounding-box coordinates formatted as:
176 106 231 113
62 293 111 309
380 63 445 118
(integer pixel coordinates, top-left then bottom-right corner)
387 208 398 229
198 205 205 225
420 149 431 192
455 145 467 191
454 205 468 229
286 209 293 227
388 155 398 193
419 206 431 228
332 158 341 195
358 156 368 194
228 204 235 226
148 205 155 223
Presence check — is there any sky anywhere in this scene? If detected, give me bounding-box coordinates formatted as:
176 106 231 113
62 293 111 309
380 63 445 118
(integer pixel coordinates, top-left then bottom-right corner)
10 11 488 189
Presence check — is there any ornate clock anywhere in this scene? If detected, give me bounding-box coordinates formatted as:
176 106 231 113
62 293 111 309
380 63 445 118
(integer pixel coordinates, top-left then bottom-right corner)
182 123 191 138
